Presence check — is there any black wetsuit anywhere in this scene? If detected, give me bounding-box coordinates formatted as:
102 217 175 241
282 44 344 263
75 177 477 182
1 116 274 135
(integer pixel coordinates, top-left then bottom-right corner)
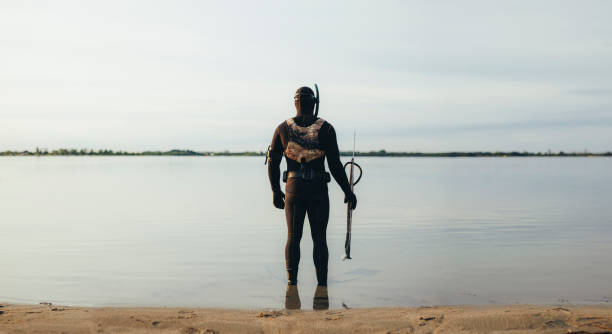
268 115 352 286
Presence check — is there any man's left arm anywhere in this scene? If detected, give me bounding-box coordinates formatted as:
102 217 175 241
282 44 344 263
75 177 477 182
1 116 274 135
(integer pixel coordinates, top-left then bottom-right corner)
267 125 285 209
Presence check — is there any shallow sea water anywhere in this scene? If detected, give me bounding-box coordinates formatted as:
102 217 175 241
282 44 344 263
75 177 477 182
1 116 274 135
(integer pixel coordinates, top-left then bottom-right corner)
1 156 611 309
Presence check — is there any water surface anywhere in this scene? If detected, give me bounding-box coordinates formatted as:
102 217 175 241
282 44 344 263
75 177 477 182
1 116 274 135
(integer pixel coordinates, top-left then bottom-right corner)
1 157 611 309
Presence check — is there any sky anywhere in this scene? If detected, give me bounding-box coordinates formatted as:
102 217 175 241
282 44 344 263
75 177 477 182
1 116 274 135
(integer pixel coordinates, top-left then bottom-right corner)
1 0 611 152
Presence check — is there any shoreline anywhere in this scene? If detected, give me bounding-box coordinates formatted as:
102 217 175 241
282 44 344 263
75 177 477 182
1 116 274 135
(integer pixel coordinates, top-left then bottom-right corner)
1 303 611 333
1 150 611 158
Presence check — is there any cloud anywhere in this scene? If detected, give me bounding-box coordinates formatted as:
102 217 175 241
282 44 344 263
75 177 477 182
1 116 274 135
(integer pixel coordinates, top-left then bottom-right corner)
567 89 612 97
360 116 612 138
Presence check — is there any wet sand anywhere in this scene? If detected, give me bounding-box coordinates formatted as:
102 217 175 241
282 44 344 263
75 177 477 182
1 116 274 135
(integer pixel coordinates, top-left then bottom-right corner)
1 303 611 333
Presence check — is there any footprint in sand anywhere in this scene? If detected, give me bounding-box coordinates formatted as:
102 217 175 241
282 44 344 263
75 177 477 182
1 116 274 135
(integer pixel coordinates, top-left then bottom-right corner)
257 311 285 318
544 319 568 329
129 316 146 323
182 328 218 334
552 307 571 312
325 314 344 321
577 319 612 332
178 310 198 319
386 327 414 334
418 315 444 327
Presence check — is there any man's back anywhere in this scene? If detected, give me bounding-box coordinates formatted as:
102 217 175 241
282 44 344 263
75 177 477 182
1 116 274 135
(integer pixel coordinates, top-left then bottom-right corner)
268 115 349 195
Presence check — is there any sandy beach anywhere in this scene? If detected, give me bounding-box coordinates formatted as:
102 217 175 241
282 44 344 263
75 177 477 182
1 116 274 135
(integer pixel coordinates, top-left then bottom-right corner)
1 303 611 334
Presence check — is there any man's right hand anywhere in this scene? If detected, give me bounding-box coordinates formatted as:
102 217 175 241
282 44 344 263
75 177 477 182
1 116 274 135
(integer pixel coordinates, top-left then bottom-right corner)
344 191 357 210
273 191 285 209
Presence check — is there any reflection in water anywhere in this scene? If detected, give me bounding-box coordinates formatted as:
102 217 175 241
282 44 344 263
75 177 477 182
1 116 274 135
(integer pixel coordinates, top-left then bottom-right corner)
285 285 301 310
284 285 330 310
313 285 329 310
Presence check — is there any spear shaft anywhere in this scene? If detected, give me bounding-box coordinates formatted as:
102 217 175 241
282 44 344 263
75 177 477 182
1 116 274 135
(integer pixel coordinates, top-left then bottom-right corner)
343 131 362 261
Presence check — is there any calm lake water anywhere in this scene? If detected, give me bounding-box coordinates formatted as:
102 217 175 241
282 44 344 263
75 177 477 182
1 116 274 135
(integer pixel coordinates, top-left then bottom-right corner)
1 156 611 309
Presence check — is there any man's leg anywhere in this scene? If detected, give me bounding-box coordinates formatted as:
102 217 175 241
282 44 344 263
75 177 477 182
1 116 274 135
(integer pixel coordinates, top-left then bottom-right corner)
307 192 330 286
284 193 307 285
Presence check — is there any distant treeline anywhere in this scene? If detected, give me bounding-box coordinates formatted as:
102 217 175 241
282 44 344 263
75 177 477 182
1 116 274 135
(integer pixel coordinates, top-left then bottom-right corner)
1 148 611 157
0 148 259 156
347 150 612 157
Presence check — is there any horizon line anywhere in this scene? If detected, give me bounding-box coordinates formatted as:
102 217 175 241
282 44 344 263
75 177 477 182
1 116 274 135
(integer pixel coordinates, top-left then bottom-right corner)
1 148 611 157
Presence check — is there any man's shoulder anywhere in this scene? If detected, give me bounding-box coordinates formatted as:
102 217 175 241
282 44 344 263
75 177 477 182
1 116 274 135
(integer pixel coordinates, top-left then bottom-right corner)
275 120 288 131
318 118 334 132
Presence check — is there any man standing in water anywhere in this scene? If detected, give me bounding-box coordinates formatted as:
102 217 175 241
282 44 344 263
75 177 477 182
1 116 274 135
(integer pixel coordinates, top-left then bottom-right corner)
267 86 357 309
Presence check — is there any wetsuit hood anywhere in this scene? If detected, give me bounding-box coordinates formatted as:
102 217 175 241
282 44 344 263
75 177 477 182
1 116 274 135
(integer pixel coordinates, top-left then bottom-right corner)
294 86 317 116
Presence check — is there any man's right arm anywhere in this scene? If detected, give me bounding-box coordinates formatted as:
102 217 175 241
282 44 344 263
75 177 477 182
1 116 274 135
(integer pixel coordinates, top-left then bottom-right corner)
324 124 357 209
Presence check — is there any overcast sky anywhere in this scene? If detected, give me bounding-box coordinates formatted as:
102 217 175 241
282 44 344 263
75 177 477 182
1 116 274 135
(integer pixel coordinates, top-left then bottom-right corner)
1 0 611 152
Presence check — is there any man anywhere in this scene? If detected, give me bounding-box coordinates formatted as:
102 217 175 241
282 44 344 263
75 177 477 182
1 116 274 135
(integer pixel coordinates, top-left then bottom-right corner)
267 86 357 309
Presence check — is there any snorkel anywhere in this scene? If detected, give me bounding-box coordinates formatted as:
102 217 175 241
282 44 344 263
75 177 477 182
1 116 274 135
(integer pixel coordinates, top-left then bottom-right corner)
314 83 320 118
